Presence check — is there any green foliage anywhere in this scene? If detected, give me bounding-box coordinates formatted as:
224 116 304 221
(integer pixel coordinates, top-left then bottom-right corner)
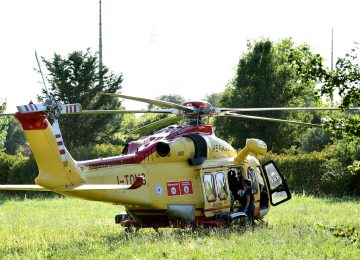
70 143 124 161
264 138 360 196
298 127 331 153
263 152 326 194
4 119 29 156
289 44 360 139
204 92 222 107
317 224 360 245
0 196 359 258
41 49 124 149
0 153 37 185
320 138 360 195
0 101 10 152
215 38 319 152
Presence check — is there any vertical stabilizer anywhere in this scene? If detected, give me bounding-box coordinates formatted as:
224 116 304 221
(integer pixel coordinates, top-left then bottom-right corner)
15 112 84 188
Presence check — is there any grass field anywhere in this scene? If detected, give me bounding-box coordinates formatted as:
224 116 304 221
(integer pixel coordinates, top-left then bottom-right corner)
0 194 359 259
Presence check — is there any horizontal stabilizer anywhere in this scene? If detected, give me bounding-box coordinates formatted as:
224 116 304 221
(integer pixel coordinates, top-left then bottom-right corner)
63 176 144 191
60 184 132 191
0 185 49 191
0 176 144 192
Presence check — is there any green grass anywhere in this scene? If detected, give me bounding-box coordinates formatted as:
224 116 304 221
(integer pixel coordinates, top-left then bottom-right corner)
0 195 359 259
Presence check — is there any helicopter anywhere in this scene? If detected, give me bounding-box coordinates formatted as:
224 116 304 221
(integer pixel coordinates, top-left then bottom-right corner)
1 55 359 229
2 91 358 230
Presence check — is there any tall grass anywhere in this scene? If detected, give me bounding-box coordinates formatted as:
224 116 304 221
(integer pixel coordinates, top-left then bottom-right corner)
0 195 359 259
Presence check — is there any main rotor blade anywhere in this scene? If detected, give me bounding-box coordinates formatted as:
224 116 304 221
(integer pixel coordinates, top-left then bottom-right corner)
102 93 193 113
66 109 176 115
128 115 183 135
223 112 322 127
0 113 15 117
218 107 360 112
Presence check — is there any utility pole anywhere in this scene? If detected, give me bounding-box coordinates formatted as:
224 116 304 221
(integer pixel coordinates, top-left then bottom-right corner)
99 0 103 86
331 27 334 71
330 27 334 102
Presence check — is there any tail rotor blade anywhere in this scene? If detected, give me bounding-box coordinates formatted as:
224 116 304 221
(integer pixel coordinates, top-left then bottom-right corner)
17 103 47 113
35 51 50 97
52 119 68 167
60 104 82 114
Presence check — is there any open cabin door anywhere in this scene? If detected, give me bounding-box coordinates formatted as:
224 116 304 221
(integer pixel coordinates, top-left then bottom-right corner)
262 161 291 206
200 168 231 217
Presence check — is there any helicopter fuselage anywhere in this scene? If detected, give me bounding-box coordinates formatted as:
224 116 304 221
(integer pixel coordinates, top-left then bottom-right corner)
9 110 291 228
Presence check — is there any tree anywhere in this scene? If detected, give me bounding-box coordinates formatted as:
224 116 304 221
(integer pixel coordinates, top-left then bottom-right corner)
41 49 123 149
0 100 10 152
4 119 29 156
215 39 320 152
289 44 360 139
204 92 222 107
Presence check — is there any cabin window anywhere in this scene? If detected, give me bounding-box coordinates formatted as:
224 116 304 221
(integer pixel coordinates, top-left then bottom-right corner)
215 171 228 200
247 167 258 194
203 173 216 202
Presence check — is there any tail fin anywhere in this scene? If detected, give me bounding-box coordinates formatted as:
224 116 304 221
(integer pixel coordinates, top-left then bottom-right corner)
15 112 84 188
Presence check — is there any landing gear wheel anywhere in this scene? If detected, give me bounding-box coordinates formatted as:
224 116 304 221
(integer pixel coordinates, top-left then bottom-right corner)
124 226 133 233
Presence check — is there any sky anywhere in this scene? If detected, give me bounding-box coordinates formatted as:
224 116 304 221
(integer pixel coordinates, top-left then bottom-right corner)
1 0 360 112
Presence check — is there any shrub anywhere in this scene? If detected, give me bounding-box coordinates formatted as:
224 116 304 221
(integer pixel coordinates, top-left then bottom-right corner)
263 138 360 196
0 153 29 184
262 152 326 195
70 143 124 161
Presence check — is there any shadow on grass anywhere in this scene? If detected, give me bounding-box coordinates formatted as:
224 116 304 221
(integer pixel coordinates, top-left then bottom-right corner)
100 221 268 247
0 191 63 204
319 196 360 204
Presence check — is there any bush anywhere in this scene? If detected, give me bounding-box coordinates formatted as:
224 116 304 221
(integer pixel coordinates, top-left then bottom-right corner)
10 155 38 184
320 139 360 195
263 138 360 196
262 152 326 194
0 153 29 184
70 143 124 161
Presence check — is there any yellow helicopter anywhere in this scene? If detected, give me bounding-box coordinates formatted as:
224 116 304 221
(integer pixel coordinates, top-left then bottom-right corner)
2 53 359 229
2 90 357 230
